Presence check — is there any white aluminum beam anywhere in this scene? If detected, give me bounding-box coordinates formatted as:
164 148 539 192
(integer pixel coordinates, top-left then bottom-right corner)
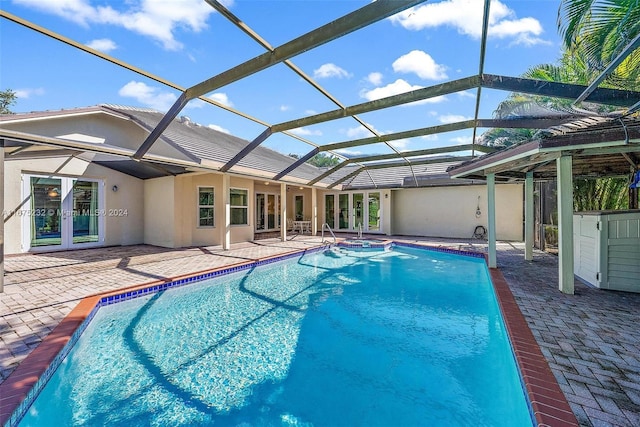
557 155 575 294
487 173 497 268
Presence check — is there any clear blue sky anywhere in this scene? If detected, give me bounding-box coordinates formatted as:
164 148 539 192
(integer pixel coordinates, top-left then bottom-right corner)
1 0 563 158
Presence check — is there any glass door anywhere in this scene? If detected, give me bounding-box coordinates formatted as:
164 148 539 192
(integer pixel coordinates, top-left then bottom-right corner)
338 194 349 229
267 194 276 229
256 193 280 231
294 195 304 220
325 194 335 228
72 180 100 244
353 193 364 230
24 175 104 251
29 177 63 248
256 194 266 231
367 192 381 231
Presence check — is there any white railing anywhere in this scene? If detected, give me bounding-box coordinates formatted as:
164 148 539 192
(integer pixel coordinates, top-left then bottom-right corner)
321 223 337 245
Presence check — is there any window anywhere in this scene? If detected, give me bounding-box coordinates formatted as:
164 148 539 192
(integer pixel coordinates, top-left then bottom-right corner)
198 187 214 227
230 188 248 225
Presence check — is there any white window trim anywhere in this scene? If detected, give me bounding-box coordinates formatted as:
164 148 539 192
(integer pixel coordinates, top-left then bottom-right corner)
197 186 215 228
230 187 249 226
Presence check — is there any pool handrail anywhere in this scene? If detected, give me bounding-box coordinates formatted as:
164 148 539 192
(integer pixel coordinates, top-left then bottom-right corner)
321 223 337 245
357 222 363 239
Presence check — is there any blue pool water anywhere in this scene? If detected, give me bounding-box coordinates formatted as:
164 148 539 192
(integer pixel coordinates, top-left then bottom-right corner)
18 246 532 426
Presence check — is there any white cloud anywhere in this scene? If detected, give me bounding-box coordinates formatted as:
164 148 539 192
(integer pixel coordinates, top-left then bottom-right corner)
389 0 547 46
289 127 322 137
279 105 290 112
313 63 352 79
207 93 233 107
457 90 476 99
118 81 177 111
367 72 383 86
389 139 410 150
360 79 447 105
346 125 375 139
392 50 447 80
208 124 230 134
344 124 410 150
86 38 117 53
305 109 318 115
13 0 226 50
439 114 472 124
421 134 439 141
450 136 473 145
14 88 45 99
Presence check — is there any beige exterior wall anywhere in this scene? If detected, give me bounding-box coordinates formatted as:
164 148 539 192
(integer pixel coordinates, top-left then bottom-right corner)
145 174 255 248
4 156 144 254
144 176 177 248
1 113 192 161
391 184 523 241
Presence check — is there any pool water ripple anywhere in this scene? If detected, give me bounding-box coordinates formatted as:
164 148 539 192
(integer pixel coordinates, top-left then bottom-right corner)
18 247 532 427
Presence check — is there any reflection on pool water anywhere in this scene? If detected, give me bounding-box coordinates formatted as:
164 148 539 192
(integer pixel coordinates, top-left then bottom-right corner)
17 246 533 427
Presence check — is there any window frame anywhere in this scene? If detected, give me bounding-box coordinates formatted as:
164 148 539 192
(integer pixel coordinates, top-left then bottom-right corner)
197 186 215 228
230 187 249 226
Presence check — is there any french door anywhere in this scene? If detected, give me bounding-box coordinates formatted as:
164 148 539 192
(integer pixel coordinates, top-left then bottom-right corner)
22 175 105 251
255 193 280 231
328 191 382 232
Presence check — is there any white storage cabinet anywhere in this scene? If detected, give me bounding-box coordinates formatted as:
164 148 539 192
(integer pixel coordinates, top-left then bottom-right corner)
573 210 640 292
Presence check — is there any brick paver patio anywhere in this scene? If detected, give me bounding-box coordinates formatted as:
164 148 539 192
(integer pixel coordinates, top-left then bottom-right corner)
1 236 639 426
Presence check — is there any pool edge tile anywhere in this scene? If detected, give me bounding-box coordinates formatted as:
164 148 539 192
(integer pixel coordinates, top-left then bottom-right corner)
2 242 576 427
0 295 101 427
489 268 579 427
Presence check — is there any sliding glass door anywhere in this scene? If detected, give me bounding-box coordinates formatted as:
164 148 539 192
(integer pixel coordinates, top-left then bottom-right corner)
23 175 104 251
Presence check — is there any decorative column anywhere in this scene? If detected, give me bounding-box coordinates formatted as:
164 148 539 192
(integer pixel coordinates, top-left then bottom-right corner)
221 174 230 250
0 140 4 293
525 172 534 261
311 187 318 236
487 173 497 268
557 155 575 294
280 183 287 242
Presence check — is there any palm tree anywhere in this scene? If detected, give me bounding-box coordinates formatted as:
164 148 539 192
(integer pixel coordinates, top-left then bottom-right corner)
558 0 640 86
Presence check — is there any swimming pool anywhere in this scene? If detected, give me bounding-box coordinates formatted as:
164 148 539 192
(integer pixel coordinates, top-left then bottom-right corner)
14 245 533 426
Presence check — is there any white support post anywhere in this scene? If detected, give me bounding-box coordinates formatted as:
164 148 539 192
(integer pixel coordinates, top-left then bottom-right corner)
222 174 231 250
487 173 497 268
311 187 318 236
0 141 4 293
525 172 534 261
557 155 575 294
280 183 287 242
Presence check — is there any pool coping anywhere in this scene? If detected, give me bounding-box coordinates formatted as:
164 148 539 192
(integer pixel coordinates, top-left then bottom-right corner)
0 242 578 427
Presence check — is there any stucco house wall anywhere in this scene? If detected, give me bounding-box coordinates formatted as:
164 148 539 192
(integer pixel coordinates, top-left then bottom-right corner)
391 184 523 241
146 174 255 248
4 156 144 254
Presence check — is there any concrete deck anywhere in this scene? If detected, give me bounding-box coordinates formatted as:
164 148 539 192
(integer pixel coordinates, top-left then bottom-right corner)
1 236 639 426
